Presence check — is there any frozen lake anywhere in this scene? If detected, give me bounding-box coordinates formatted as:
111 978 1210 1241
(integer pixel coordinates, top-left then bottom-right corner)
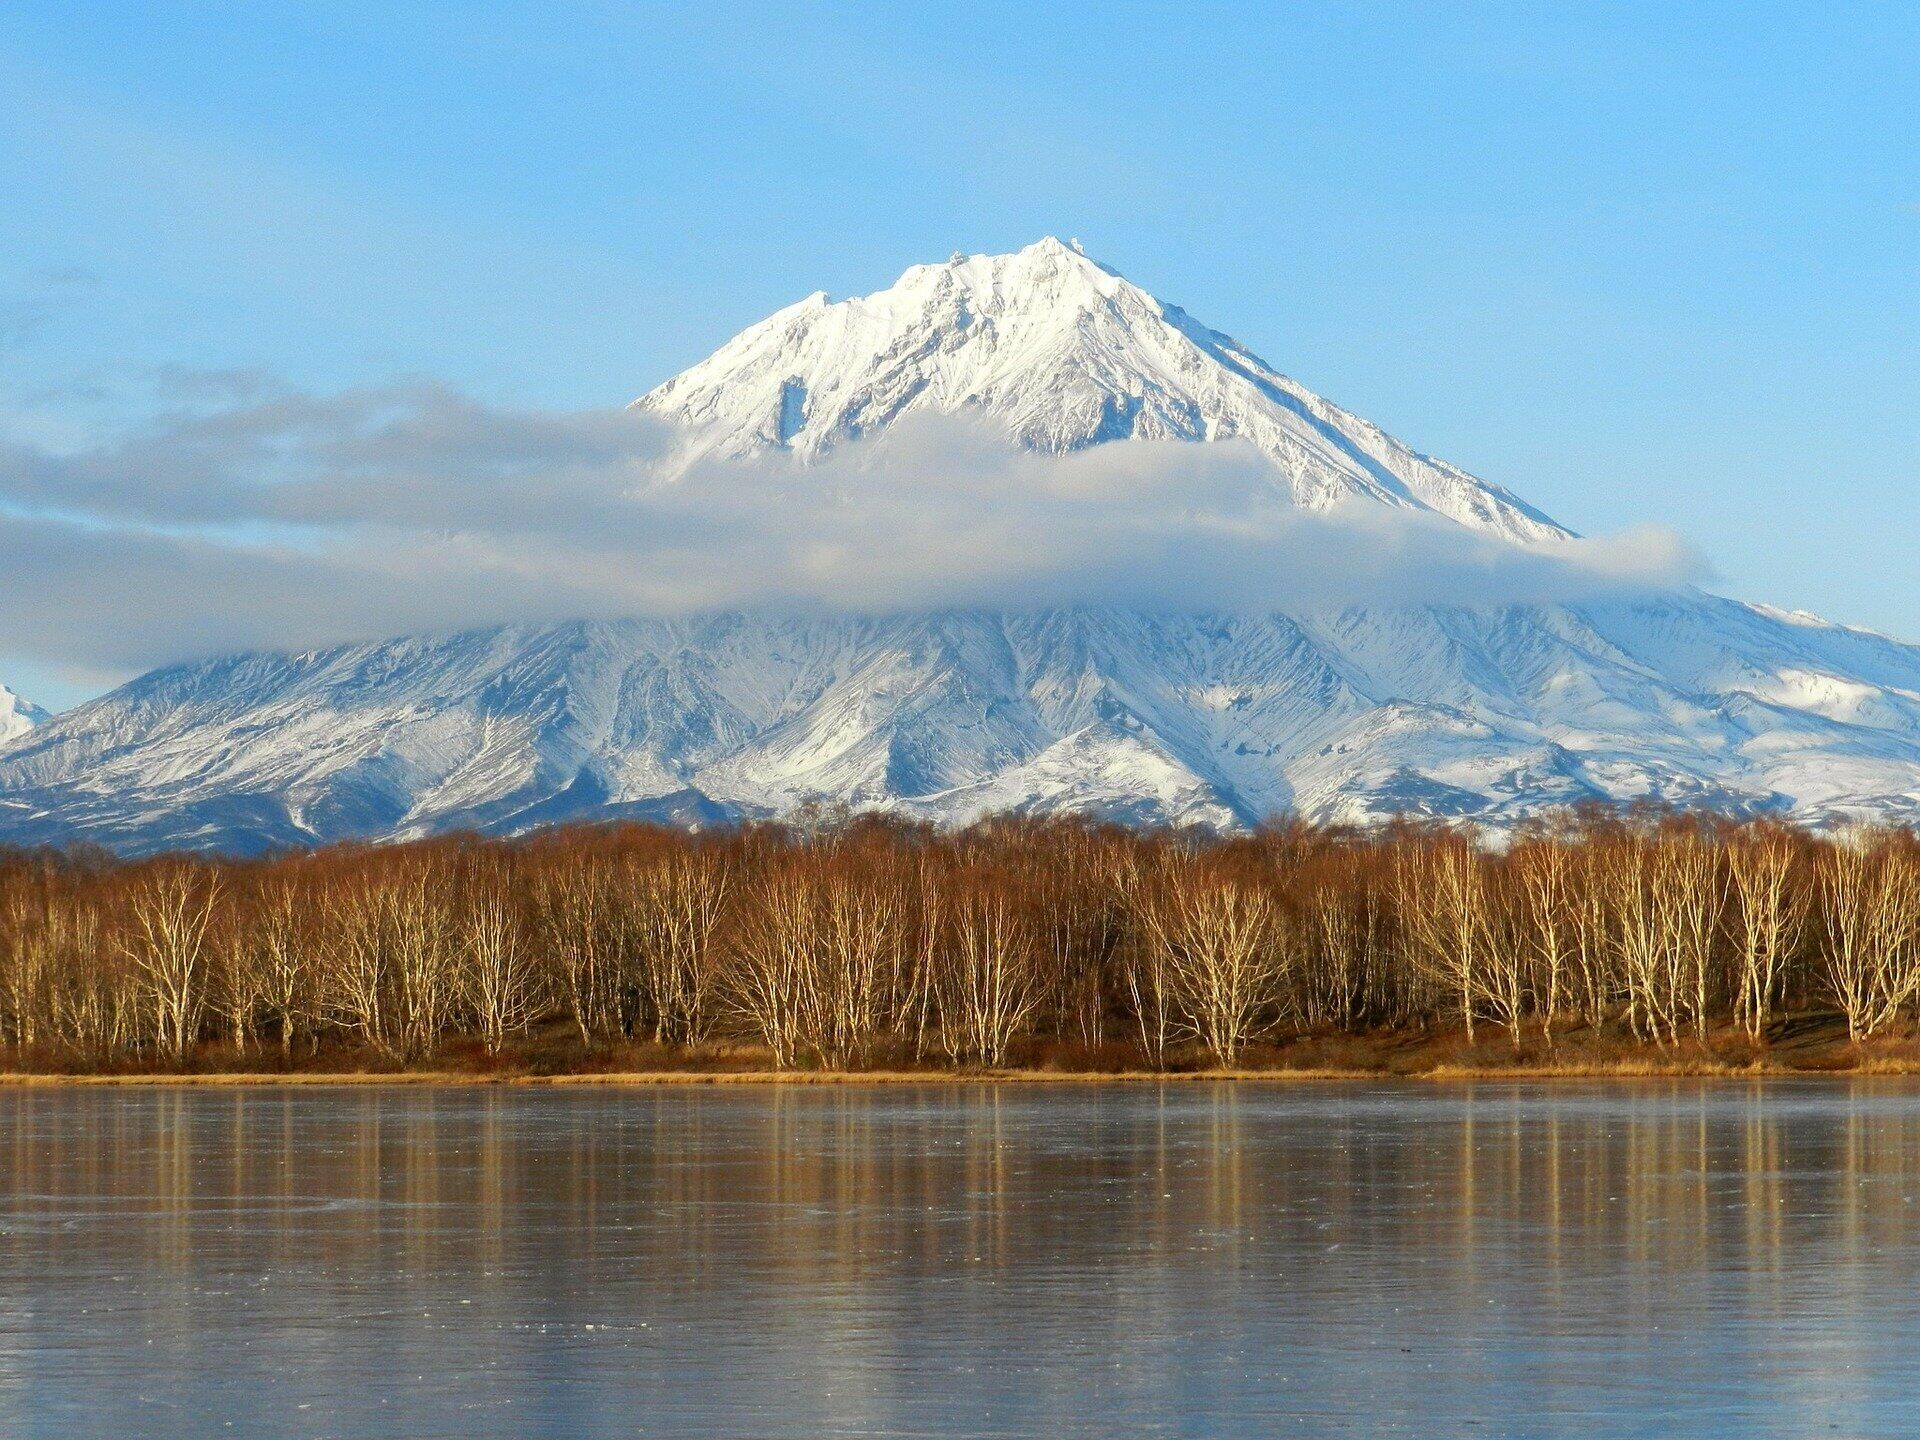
3 1080 1918 1437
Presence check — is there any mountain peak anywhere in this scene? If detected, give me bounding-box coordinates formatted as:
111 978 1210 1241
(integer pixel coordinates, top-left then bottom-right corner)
1022 234 1093 260
1009 233 1100 267
0 684 48 745
635 241 1568 544
877 235 1134 314
942 234 1095 265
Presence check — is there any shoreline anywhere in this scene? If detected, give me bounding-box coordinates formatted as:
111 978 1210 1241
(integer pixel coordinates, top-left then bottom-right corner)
6 1061 1920 1087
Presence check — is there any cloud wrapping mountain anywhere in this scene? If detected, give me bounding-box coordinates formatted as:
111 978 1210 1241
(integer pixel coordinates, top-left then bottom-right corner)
1 239 1916 851
0 388 1698 672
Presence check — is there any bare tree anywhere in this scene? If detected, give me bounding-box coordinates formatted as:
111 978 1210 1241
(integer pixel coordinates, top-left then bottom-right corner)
633 853 730 1044
1396 836 1509 1045
936 878 1042 1066
1119 855 1178 1069
1512 838 1576 1046
0 887 54 1050
1569 847 1616 1031
534 864 630 1044
388 862 460 1059
725 860 903 1069
461 883 542 1053
726 862 814 1068
1603 833 1722 1046
253 878 315 1058
209 910 268 1054
1726 825 1806 1041
121 865 223 1062
1820 832 1920 1042
1305 860 1382 1033
1663 830 1725 1042
1135 865 1291 1067
319 873 394 1056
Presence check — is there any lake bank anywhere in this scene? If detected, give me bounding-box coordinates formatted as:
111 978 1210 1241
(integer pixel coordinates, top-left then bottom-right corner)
8 1014 1918 1083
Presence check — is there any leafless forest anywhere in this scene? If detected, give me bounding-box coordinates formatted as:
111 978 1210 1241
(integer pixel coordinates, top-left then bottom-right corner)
3 813 1919 1074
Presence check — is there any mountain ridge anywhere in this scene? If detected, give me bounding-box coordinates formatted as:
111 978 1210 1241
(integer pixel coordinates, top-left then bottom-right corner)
6 592 1920 855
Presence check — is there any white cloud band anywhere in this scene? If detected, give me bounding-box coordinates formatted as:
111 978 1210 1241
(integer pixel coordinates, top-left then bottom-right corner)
0 382 1709 674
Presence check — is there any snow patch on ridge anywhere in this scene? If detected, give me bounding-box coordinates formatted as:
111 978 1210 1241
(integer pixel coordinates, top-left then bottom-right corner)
0 686 49 747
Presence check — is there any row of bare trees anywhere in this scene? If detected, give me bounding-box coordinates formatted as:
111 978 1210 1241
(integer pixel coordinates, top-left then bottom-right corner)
1 813 1917 1070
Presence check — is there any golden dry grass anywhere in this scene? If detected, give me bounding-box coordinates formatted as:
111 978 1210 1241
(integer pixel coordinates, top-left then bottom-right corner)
9 1056 1920 1086
9 1011 1918 1085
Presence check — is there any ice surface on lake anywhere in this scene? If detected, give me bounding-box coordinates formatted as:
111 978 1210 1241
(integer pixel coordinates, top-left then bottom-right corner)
2 1081 1918 1438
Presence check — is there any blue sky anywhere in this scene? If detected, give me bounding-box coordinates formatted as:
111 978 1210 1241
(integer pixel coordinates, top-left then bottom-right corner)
1 2 1915 709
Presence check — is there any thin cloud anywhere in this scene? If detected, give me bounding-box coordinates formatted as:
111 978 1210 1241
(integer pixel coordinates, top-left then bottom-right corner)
0 268 99 351
0 382 1710 675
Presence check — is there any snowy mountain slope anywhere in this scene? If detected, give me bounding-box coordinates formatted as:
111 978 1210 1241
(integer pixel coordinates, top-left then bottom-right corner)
637 238 1568 545
0 685 49 747
4 596 1920 855
3 238 1918 853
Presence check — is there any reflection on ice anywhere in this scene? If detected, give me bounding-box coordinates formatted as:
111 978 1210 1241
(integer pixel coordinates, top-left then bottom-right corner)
2 1081 1918 1437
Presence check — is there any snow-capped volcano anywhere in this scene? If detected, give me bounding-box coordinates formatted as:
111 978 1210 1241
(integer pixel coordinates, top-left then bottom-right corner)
637 238 1567 544
3 240 1919 854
